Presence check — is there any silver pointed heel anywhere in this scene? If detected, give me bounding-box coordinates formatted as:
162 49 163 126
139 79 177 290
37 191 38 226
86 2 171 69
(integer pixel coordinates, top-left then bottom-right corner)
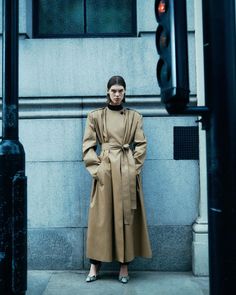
86 274 97 283
85 262 102 283
118 275 130 284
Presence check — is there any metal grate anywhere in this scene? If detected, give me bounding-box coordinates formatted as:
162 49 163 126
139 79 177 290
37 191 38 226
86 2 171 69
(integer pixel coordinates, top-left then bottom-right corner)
173 126 199 160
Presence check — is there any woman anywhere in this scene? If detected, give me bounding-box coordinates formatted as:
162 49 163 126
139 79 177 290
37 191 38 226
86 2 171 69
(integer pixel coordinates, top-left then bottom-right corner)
83 76 152 283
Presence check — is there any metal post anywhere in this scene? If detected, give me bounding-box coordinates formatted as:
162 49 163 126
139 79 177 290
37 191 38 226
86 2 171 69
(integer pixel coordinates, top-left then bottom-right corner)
0 0 27 294
2 0 19 140
202 0 236 294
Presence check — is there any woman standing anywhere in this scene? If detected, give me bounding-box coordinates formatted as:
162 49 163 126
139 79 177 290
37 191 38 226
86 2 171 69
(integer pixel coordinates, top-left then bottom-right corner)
83 76 152 283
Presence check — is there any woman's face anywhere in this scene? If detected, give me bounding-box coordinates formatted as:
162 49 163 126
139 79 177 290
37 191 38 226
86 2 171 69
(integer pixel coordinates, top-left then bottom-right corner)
107 84 125 105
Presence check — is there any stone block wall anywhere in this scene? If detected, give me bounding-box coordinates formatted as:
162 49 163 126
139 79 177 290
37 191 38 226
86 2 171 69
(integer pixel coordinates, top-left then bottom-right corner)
0 0 200 271
19 114 199 271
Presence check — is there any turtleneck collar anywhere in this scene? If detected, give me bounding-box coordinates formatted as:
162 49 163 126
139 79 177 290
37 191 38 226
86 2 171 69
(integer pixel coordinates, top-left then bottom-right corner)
107 104 123 111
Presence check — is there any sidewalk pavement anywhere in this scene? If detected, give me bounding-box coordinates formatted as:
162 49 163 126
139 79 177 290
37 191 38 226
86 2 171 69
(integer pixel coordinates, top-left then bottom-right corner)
27 271 209 295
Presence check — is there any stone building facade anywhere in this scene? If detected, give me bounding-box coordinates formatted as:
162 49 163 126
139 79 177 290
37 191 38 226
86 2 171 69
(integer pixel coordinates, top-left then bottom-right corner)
0 0 208 274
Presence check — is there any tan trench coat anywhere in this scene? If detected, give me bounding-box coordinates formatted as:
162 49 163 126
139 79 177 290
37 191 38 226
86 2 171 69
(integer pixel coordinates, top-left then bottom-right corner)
83 106 152 263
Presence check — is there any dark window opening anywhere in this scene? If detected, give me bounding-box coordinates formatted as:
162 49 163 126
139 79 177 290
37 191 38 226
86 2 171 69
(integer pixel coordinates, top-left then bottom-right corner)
33 0 137 38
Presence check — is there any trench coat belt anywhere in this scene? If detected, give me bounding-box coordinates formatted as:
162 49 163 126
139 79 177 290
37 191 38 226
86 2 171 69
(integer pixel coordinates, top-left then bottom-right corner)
101 142 137 225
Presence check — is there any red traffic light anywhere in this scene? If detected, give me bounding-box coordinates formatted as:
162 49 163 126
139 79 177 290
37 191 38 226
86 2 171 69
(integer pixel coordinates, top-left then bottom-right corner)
155 0 168 21
158 0 166 14
155 0 190 112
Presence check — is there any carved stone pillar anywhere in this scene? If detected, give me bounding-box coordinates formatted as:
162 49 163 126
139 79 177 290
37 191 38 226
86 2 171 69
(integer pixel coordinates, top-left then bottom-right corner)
192 0 209 276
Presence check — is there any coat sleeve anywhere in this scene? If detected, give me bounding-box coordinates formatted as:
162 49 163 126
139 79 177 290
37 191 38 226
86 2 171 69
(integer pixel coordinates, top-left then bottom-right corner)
82 112 101 178
133 115 147 175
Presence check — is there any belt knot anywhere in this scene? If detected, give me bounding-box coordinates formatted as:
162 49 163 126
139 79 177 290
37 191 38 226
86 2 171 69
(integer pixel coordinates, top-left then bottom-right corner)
122 144 130 151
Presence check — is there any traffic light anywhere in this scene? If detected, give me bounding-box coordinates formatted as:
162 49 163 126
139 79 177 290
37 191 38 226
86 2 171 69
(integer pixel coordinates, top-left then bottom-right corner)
155 0 190 113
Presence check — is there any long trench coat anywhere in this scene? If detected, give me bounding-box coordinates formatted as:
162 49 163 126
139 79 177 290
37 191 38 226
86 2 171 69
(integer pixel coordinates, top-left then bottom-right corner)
83 106 152 263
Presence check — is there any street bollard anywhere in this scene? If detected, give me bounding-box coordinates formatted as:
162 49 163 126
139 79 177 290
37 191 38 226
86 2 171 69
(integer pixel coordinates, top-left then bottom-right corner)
0 140 27 295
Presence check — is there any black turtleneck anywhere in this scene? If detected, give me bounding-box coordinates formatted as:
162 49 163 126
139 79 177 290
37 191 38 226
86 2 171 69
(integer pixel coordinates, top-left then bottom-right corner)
107 104 123 111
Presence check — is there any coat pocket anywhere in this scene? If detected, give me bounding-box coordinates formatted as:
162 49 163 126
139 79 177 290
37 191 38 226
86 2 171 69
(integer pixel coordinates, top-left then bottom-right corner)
96 158 111 185
90 178 98 207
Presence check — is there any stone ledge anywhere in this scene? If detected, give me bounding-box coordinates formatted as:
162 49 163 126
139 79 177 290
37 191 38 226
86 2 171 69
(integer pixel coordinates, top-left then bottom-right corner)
0 96 197 119
28 225 193 271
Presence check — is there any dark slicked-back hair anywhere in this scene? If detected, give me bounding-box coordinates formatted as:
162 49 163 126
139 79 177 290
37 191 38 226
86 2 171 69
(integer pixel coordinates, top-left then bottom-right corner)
107 75 126 103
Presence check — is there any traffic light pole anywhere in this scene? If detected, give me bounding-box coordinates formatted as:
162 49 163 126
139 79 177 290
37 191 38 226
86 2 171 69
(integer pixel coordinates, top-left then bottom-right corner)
202 0 236 294
0 1 27 294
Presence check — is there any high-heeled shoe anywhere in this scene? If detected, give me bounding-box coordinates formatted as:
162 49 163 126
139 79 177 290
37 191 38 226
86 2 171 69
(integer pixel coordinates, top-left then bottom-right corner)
118 275 130 284
85 262 102 283
86 274 97 282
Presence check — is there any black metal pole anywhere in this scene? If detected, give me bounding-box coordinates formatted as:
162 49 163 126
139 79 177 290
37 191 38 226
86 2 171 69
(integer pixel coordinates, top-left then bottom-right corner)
202 0 236 294
2 0 19 140
0 1 27 294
